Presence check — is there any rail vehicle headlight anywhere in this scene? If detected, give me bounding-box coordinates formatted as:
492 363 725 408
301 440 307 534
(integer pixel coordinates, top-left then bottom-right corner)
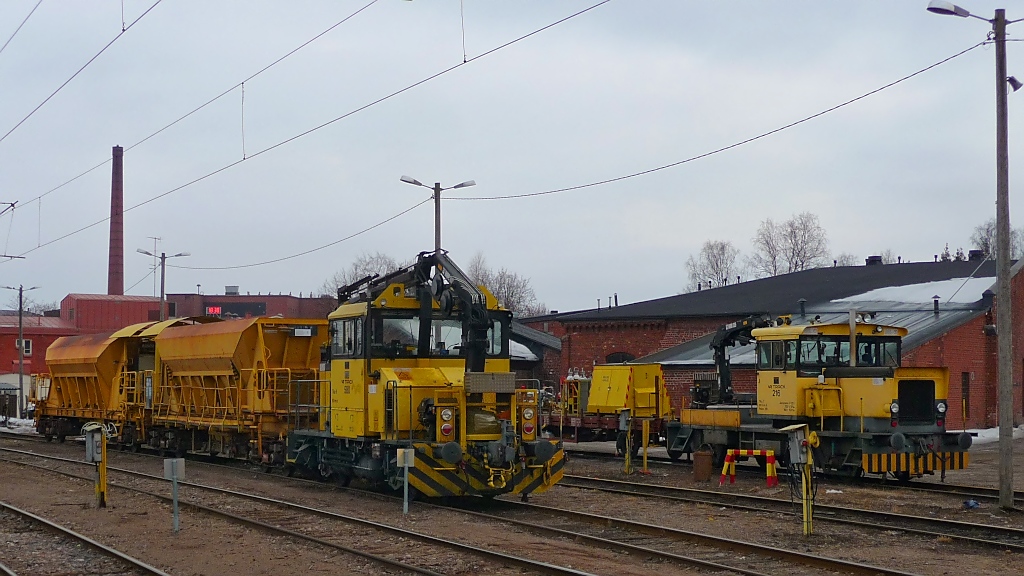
440 423 454 436
889 402 900 415
522 408 535 420
523 422 535 435
440 408 454 422
936 402 948 414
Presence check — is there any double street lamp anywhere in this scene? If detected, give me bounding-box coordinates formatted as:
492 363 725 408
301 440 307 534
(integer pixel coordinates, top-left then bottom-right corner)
2 284 39 419
399 176 476 256
927 1 1022 509
137 249 190 321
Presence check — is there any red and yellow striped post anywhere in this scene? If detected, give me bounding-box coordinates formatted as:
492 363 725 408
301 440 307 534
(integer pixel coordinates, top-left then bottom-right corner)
720 449 778 487
719 451 737 485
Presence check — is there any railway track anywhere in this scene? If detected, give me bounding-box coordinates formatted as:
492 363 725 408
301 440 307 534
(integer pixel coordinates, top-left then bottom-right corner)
563 441 1024 504
4 430 1016 575
448 497 924 576
560 474 1024 551
4 435 913 576
0 446 594 576
0 500 170 576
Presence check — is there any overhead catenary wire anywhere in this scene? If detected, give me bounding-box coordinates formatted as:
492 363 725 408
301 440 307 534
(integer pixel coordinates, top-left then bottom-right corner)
166 42 985 271
2 12 983 272
0 0 43 58
15 0 382 209
170 197 433 271
449 41 987 202
2 0 613 266
0 0 162 145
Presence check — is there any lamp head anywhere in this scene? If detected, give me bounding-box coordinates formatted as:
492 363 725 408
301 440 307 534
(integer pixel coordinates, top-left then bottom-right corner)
137 248 154 257
400 175 424 187
926 1 971 18
1009 76 1023 92
452 180 476 189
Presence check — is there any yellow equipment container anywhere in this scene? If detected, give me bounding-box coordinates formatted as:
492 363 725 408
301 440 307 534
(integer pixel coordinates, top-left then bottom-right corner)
586 363 672 419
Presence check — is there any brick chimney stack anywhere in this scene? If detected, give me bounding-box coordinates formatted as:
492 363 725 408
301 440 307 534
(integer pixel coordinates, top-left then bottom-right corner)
107 145 124 295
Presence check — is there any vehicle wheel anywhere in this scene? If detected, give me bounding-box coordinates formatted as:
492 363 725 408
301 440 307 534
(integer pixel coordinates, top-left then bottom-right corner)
667 449 684 461
129 442 139 453
44 434 53 442
56 435 66 444
615 431 627 457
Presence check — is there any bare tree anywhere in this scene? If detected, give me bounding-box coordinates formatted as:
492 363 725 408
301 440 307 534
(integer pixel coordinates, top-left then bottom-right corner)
466 252 546 317
970 218 1024 259
319 251 404 298
833 253 859 267
781 212 830 272
879 249 897 264
750 212 830 276
3 295 59 315
748 218 785 277
686 240 740 292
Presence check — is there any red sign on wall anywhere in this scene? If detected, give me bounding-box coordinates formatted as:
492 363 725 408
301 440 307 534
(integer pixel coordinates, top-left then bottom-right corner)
205 306 222 316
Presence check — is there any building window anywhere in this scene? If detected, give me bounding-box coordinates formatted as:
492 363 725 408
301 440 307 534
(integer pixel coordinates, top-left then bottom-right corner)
961 372 970 416
605 352 635 364
17 339 32 356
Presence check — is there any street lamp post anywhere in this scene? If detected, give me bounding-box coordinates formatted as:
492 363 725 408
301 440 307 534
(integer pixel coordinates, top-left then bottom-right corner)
399 175 476 349
137 249 190 321
2 284 39 418
928 0 1022 509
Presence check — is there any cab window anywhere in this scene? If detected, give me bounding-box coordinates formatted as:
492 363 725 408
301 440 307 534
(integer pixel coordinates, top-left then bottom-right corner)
798 336 850 375
330 318 363 357
756 341 785 370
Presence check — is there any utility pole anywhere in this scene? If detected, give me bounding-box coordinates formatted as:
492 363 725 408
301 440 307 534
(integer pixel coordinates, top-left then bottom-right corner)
992 8 1015 511
927 0 1020 510
433 182 442 347
3 284 39 418
137 249 189 322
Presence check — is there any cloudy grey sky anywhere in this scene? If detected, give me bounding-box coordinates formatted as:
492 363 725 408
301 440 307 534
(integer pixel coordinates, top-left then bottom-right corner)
0 1 1021 313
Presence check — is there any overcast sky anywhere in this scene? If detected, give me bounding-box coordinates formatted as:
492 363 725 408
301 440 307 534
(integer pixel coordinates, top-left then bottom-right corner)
1 1 1022 314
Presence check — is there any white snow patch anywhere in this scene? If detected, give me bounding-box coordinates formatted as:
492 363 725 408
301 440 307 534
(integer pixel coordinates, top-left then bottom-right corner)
962 425 1024 445
832 277 994 304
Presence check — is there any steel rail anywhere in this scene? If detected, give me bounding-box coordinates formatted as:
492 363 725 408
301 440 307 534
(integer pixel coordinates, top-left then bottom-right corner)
0 441 770 575
411 496 772 576
0 450 595 576
481 498 923 576
0 500 171 576
0 560 17 576
560 444 1024 503
562 475 1024 550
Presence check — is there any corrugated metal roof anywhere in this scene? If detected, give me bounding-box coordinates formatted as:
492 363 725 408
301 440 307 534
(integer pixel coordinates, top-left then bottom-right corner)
64 294 160 302
511 321 562 351
0 316 76 330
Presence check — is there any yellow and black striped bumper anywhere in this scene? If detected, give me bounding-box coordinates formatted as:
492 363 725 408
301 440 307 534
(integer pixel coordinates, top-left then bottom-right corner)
862 451 969 475
407 442 565 497
512 445 565 496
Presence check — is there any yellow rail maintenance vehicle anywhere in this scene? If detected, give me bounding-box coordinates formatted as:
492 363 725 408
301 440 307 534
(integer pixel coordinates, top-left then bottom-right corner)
287 251 565 498
543 364 674 457
665 314 972 480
